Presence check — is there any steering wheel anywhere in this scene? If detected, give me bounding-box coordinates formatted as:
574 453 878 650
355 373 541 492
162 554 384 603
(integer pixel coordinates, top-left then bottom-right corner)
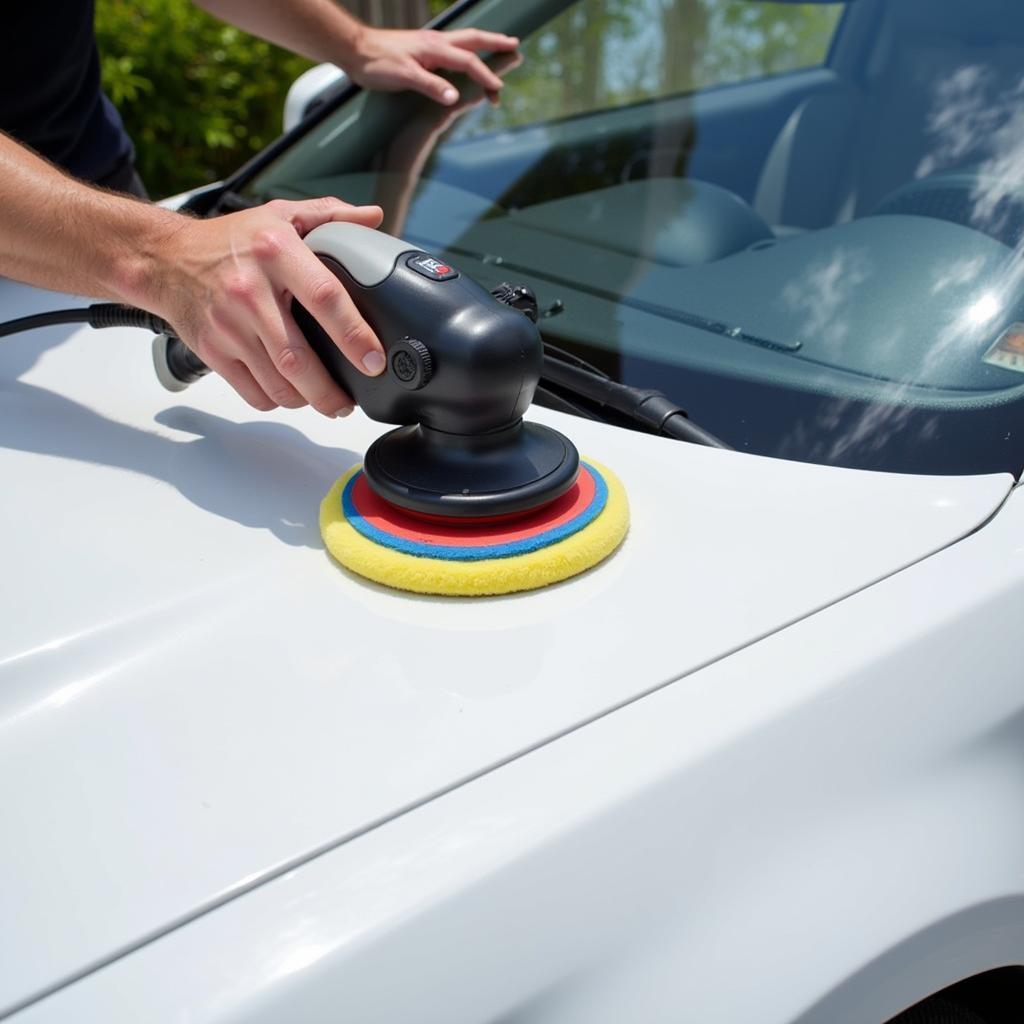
873 171 1024 249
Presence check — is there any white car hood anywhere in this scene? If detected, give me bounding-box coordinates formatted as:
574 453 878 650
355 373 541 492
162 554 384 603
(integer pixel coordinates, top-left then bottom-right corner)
0 280 1013 1014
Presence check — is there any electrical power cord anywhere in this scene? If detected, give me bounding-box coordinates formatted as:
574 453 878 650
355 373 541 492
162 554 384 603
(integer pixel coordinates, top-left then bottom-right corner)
0 302 731 449
0 303 172 339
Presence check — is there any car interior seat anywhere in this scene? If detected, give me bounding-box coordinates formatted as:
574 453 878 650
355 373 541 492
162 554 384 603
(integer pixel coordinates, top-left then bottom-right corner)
754 0 1024 235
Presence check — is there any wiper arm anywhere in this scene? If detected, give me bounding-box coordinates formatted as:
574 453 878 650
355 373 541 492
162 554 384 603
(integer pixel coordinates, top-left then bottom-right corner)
540 346 731 450
487 282 730 449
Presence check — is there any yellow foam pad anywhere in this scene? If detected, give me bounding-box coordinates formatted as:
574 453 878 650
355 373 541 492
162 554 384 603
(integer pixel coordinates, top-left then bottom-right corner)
320 458 629 596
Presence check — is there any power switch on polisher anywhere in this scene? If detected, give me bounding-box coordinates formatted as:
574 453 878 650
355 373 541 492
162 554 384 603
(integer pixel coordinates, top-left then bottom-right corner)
405 253 459 282
389 338 433 390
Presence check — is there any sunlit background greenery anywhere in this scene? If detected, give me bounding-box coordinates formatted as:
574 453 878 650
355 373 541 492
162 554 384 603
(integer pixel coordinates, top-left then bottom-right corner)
96 0 839 199
95 0 449 198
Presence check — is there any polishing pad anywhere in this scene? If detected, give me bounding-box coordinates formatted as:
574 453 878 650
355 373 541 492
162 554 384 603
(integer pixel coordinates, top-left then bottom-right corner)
320 459 629 596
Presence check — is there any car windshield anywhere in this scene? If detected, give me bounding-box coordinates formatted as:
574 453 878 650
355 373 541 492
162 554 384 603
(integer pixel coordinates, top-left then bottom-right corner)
244 0 1024 477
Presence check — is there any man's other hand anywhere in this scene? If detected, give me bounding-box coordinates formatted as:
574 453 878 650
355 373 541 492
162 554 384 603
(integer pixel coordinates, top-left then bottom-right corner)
345 27 520 106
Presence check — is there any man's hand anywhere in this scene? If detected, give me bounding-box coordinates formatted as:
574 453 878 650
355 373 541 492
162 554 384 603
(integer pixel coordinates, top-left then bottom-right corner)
150 198 386 416
195 2 520 107
344 27 520 106
0 130 387 417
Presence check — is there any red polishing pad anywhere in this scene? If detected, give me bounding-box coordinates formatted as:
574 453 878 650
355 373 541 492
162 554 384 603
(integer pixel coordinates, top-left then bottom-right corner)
341 461 609 561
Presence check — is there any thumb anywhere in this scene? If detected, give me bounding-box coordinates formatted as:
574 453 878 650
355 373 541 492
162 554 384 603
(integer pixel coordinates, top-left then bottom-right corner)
277 197 384 236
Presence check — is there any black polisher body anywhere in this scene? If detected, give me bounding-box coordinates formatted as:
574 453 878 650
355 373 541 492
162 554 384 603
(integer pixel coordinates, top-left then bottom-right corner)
292 225 580 518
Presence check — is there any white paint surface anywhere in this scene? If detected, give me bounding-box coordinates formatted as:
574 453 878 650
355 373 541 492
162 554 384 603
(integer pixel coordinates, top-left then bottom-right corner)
0 276 1013 1017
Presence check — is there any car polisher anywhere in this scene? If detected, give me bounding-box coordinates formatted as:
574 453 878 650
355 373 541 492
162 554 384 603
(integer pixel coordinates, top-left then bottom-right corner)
157 222 583 520
1 222 629 595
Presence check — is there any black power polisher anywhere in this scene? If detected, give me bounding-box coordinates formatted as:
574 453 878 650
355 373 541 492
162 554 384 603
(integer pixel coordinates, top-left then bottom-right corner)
155 222 581 519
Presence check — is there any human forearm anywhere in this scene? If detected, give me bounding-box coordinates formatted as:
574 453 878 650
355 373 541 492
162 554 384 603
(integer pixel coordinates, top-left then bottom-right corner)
0 132 387 417
193 0 366 66
193 0 518 105
0 131 183 306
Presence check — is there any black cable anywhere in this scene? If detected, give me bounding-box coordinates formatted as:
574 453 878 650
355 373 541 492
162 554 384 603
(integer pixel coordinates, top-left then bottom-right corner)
0 308 94 338
87 303 173 335
0 303 173 339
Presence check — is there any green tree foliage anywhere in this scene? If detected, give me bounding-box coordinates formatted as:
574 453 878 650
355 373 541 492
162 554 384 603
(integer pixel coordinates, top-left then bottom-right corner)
95 0 313 198
450 0 842 137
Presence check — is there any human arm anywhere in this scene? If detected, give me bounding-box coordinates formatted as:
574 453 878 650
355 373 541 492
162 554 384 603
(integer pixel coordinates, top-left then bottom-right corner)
192 0 519 105
0 131 386 416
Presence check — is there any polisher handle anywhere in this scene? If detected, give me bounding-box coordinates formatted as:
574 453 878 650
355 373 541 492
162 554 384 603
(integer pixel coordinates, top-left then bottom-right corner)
152 332 209 392
153 223 544 437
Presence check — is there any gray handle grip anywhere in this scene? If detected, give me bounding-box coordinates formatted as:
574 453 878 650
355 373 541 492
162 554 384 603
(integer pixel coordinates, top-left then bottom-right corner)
302 222 415 287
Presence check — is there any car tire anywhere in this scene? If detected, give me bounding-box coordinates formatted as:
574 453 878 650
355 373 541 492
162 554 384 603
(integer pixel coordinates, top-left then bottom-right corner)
887 995 989 1024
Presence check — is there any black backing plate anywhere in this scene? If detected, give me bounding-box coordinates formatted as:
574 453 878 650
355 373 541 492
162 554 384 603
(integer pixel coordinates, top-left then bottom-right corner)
364 421 581 518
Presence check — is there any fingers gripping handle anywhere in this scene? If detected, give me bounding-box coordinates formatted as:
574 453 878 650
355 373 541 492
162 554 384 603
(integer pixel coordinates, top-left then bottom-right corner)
153 222 541 438
152 222 416 392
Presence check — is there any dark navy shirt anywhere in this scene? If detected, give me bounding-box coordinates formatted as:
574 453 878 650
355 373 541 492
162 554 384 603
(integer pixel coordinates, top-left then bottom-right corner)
0 1 133 182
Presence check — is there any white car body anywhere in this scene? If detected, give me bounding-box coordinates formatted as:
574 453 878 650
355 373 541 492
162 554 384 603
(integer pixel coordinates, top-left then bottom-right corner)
2 266 1023 1022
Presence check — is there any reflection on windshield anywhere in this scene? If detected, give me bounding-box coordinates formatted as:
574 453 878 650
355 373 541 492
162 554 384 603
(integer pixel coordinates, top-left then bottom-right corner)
248 0 1024 477
445 0 842 140
919 67 1024 231
811 48 1024 466
779 246 870 355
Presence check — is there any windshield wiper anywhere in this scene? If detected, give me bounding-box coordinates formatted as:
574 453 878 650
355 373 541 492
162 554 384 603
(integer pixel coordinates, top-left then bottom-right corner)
540 344 731 449
488 283 730 449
